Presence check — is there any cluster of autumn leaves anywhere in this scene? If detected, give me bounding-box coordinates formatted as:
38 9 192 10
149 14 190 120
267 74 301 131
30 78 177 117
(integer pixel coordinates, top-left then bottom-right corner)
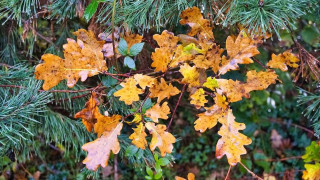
34 6 300 175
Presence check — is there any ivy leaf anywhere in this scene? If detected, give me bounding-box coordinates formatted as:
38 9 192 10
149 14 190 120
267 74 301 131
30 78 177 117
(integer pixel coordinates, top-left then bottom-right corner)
82 122 123 171
129 42 145 56
124 56 136 69
84 0 99 22
118 38 128 56
35 29 106 90
146 122 176 157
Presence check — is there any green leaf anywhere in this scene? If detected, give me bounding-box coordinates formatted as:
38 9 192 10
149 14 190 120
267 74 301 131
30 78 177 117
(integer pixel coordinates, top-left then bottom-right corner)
154 172 162 180
129 42 145 56
102 67 118 87
158 158 170 166
254 152 270 172
135 149 144 159
154 153 159 161
124 56 136 69
142 98 153 113
155 163 162 173
125 145 138 157
84 0 99 22
145 176 152 180
118 38 128 56
146 167 153 177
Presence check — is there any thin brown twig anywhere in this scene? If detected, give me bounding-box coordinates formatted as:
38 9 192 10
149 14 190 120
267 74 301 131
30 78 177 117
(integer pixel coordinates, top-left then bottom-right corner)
265 156 301 162
167 84 187 131
270 118 314 134
253 57 268 69
239 162 263 180
224 165 231 180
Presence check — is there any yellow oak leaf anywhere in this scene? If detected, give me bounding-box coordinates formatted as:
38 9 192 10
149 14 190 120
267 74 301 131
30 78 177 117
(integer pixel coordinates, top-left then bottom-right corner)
219 32 261 75
131 113 142 124
94 114 122 137
216 109 252 166
267 51 300 71
151 47 172 72
35 29 107 90
193 44 223 73
303 163 320 180
82 122 123 171
145 122 176 157
216 79 248 103
245 70 278 92
145 102 170 123
129 123 148 150
175 173 195 180
190 88 207 109
179 6 214 39
214 93 228 110
179 63 200 86
149 78 180 103
74 92 100 132
133 74 156 89
203 77 218 91
114 77 144 105
153 30 179 49
123 33 143 50
194 105 225 133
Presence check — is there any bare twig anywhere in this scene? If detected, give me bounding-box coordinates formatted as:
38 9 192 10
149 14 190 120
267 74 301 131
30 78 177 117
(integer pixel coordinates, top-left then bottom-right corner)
239 162 263 180
270 118 314 134
224 165 232 180
167 84 187 131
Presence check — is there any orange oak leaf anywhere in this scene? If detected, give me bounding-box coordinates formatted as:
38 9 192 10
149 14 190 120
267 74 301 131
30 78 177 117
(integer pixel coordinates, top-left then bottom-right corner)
216 79 248 103
193 43 224 73
145 122 176 157
179 63 200 87
149 78 180 103
113 77 144 105
129 122 148 149
194 105 225 133
94 114 122 137
74 92 100 132
175 173 195 180
219 32 261 75
216 109 252 166
133 74 156 89
190 88 208 109
35 29 107 90
145 102 170 123
153 30 179 49
123 33 143 50
179 6 214 39
82 122 123 171
214 93 228 110
245 70 278 92
267 51 300 71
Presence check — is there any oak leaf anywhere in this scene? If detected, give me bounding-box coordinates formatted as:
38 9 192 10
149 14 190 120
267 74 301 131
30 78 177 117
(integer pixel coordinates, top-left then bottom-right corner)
267 51 300 71
145 102 170 123
145 122 176 157
179 6 214 39
94 114 122 137
123 33 143 50
214 93 228 110
245 70 278 92
114 77 144 105
35 29 107 90
129 123 148 150
203 77 218 91
175 173 195 180
179 63 200 86
193 44 223 73
133 74 156 89
74 92 100 132
216 79 248 102
216 110 252 166
219 32 261 75
194 105 225 133
302 163 320 180
190 88 207 109
82 122 123 171
149 78 180 103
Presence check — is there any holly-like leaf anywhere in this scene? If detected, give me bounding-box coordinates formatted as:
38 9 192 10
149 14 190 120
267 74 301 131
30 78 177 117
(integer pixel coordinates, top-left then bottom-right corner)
179 63 200 87
145 102 170 123
35 29 107 90
114 77 144 105
149 78 180 103
129 123 148 150
179 6 214 39
175 173 195 180
74 92 100 132
134 74 156 89
219 32 261 75
216 110 252 166
267 51 300 71
303 163 320 180
82 122 123 171
190 88 207 109
94 114 122 137
194 105 225 133
145 122 176 157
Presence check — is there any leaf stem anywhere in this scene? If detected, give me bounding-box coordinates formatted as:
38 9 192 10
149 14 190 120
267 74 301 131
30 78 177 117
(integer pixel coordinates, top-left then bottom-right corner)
239 161 263 180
